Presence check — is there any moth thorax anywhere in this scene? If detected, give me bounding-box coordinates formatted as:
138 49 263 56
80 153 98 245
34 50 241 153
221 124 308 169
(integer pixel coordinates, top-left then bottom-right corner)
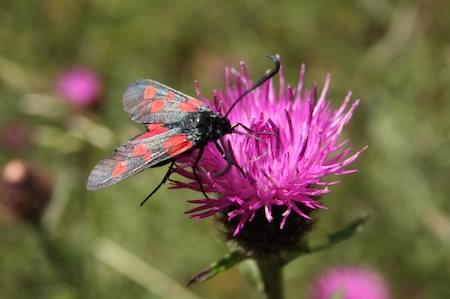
207 114 232 140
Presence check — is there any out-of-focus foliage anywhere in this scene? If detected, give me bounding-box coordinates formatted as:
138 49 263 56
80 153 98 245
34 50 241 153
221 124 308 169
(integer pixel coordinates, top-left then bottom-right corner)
0 0 449 298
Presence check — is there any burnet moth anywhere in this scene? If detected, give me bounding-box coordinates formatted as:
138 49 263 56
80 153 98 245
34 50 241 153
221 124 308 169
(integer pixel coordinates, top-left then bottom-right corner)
86 55 280 205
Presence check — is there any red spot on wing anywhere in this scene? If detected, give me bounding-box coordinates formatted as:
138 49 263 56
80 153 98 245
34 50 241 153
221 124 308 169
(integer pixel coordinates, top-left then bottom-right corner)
166 91 175 101
142 152 152 161
135 133 148 140
143 85 156 99
147 124 169 136
112 161 127 177
132 144 153 161
134 124 169 140
151 100 165 113
164 134 193 156
132 144 148 156
177 98 203 112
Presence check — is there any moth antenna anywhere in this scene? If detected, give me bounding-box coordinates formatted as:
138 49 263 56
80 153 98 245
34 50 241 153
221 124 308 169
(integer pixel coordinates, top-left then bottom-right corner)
224 55 281 118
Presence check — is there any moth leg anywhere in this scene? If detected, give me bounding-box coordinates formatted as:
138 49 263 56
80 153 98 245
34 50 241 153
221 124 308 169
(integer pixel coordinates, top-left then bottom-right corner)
140 160 176 206
192 147 210 199
225 140 246 177
232 122 254 133
213 140 231 177
213 140 245 177
232 122 274 136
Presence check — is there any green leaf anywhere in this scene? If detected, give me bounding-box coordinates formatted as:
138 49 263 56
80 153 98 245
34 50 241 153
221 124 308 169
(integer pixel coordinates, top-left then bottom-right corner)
281 214 370 264
325 214 370 247
187 250 247 287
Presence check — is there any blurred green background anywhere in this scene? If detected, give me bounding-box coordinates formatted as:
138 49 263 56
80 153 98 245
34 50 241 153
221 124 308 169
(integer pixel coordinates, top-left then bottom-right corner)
1 0 449 298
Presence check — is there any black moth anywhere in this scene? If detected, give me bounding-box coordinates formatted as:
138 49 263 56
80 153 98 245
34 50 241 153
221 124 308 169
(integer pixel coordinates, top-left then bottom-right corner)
87 55 280 205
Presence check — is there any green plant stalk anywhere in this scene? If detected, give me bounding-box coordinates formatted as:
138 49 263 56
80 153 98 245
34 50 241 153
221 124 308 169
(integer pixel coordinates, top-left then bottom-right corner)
256 257 284 299
32 223 79 292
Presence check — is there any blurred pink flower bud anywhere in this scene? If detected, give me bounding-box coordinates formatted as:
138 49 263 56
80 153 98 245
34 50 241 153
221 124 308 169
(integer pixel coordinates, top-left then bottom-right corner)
311 266 391 299
56 67 103 108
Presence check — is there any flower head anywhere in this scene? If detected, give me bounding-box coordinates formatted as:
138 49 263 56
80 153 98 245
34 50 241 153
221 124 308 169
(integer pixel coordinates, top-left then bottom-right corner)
173 59 366 238
311 266 391 299
56 67 103 108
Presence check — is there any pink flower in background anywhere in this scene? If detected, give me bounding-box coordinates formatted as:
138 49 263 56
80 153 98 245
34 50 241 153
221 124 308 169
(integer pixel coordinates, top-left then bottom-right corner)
173 59 366 236
311 267 391 299
56 67 103 107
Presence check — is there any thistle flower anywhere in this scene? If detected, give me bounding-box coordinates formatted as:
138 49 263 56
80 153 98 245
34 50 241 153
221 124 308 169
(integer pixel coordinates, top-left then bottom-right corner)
0 159 53 225
56 67 103 108
311 266 391 299
173 59 366 242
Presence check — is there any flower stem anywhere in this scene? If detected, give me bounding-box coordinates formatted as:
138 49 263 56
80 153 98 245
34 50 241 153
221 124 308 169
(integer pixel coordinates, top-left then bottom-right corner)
256 257 284 299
